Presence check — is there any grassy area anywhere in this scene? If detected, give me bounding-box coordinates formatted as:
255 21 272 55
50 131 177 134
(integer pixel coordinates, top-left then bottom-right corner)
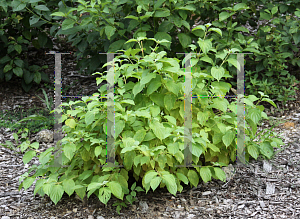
0 106 54 134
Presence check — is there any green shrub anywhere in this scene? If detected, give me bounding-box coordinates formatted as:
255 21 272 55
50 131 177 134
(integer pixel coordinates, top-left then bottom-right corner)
0 0 78 91
2 0 299 99
0 0 56 91
18 34 284 213
45 0 300 103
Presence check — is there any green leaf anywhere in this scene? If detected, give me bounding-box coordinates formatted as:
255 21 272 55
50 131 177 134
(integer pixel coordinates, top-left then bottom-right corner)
65 119 76 128
38 32 48 48
247 144 258 160
108 181 123 200
23 177 35 190
35 5 50 11
140 156 150 166
271 138 283 148
175 172 189 185
247 108 261 124
12 133 18 141
144 170 158 185
164 93 177 111
164 80 181 96
192 143 204 157
216 50 228 61
187 170 199 187
4 64 12 73
108 40 126 53
192 25 205 32
13 67 23 77
140 72 156 85
64 142 76 160
79 170 93 181
105 26 116 40
197 39 212 54
50 184 64 205
208 143 220 152
125 15 139 20
233 3 247 11
98 187 111 204
62 179 75 196
23 150 36 164
87 182 102 192
75 185 86 200
200 167 212 183
133 129 146 143
43 183 54 196
147 78 161 96
200 56 214 65
114 119 125 139
94 146 102 157
12 3 26 12
158 21 174 33
211 98 229 113
259 142 273 159
208 27 222 37
222 129 235 147
149 120 168 141
167 142 179 155
135 110 151 119
124 151 135 170
51 12 65 17
120 99 135 106
177 33 191 48
150 177 161 191
211 66 225 81
0 56 11 64
213 167 226 182
154 8 170 17
234 26 249 33
260 12 271 20
150 92 165 107
132 81 145 97
154 0 165 10
34 72 41 84
14 44 22 54
39 148 53 164
14 59 23 67
293 32 300 45
34 179 46 195
261 98 276 108
57 25 82 35
164 115 176 126
62 19 75 30
176 5 196 11
219 12 231 21
85 111 95 126
150 105 160 118
271 6 278 15
227 58 241 71
161 173 177 195
29 16 39 26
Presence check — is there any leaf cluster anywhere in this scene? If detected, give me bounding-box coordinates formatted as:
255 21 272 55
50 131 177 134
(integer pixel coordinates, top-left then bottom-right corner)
18 34 284 212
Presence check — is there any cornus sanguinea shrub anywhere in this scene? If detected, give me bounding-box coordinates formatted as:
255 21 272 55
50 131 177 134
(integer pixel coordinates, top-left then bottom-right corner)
18 33 284 213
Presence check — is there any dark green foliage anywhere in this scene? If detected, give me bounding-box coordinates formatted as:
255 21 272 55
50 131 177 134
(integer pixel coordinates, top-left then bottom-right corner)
0 0 66 92
1 0 299 99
